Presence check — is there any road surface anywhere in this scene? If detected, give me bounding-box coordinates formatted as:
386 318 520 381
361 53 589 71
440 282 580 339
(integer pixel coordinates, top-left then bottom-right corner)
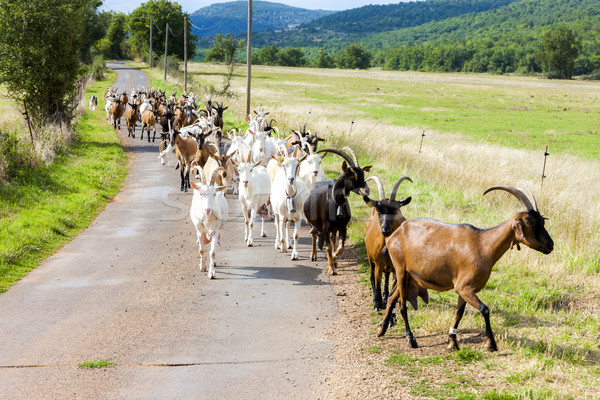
0 61 337 399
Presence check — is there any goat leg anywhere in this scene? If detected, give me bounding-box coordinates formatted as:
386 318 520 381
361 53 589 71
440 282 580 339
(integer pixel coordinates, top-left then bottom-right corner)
369 257 385 311
208 234 218 279
378 284 399 337
399 269 418 348
326 233 337 275
291 220 300 261
459 290 498 352
247 208 256 247
274 214 281 249
198 233 207 272
448 296 467 351
310 233 318 261
286 220 292 249
278 216 287 253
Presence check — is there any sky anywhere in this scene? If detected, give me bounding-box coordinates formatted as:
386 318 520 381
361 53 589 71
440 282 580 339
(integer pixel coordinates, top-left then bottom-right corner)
99 0 406 14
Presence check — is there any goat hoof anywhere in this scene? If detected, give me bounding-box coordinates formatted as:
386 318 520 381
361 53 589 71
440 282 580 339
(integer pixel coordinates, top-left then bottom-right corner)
485 338 498 352
408 336 419 349
448 335 460 351
261 233 267 237
377 323 386 337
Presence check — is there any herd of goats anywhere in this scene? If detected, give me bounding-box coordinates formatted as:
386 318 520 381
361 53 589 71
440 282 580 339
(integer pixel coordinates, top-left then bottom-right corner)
100 87 555 352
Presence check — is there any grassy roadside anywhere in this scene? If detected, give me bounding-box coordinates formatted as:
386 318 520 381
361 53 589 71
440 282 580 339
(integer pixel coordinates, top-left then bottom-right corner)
0 69 128 293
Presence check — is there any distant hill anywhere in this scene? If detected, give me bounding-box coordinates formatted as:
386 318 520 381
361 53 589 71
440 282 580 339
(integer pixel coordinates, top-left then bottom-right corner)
189 1 334 38
193 0 600 76
252 0 519 47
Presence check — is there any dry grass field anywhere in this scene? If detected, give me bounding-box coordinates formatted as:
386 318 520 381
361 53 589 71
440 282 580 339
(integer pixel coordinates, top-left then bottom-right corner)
184 63 600 400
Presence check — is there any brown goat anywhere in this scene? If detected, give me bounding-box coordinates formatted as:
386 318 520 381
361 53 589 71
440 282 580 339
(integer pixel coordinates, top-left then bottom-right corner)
171 129 200 192
363 176 427 312
124 103 139 138
110 99 124 129
141 109 156 142
378 186 554 352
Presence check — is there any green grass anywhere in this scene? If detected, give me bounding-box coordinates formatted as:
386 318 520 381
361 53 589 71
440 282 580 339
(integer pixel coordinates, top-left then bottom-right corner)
0 70 127 293
189 65 600 159
78 359 115 369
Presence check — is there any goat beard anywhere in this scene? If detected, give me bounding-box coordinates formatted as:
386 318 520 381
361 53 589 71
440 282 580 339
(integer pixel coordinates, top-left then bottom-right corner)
511 240 521 251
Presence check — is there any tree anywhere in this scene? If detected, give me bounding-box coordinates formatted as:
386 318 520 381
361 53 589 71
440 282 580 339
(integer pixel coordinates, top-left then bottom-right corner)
128 0 196 61
278 47 306 67
0 0 89 124
254 45 280 66
205 34 243 63
81 1 110 63
97 13 128 59
336 44 371 69
540 26 581 79
315 49 335 68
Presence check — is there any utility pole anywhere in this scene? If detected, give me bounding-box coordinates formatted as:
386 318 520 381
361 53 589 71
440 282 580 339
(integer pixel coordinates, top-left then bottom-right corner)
245 0 252 119
149 15 153 68
184 17 188 93
164 22 169 81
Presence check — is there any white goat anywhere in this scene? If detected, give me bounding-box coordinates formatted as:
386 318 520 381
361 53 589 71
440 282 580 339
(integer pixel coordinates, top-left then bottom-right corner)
105 95 116 124
299 152 327 192
236 161 271 247
270 156 310 260
139 98 153 117
189 167 229 279
226 129 252 195
89 95 97 111
245 129 277 167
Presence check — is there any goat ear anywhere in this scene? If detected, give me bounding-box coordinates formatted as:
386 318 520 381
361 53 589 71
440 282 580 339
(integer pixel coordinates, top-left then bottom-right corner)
190 180 200 190
253 161 262 168
299 154 308 163
223 106 228 111
363 165 372 172
341 160 348 171
513 220 525 240
398 196 412 207
363 196 377 208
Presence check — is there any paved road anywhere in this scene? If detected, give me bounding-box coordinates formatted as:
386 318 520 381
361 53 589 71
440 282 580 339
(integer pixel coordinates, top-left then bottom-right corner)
0 61 337 399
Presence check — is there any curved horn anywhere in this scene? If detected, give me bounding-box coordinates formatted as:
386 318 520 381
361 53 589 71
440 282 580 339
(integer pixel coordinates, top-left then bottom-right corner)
483 185 536 212
341 146 359 167
317 148 354 168
191 166 207 184
390 176 413 201
210 167 227 186
366 176 385 200
521 186 539 212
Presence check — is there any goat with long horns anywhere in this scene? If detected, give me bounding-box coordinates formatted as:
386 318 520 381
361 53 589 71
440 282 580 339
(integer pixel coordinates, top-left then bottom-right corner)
303 146 371 275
